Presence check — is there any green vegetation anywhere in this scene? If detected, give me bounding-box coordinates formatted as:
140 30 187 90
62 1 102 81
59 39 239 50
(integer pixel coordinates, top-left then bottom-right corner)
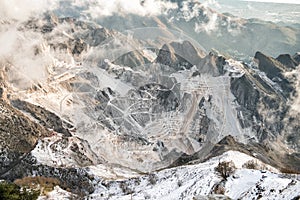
0 181 40 200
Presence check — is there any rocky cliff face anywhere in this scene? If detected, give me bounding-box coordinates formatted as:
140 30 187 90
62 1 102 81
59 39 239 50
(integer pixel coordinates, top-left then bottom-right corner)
0 99 50 176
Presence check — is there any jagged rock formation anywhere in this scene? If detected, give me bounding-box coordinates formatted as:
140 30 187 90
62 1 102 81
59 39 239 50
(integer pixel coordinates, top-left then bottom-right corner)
23 14 114 61
293 52 300 64
113 50 152 68
155 41 202 70
276 54 299 69
231 51 300 156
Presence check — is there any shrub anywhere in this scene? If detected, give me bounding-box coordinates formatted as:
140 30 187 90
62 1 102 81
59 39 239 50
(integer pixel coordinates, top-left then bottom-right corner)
0 181 40 200
148 174 158 185
243 160 259 170
134 178 141 186
213 183 225 195
119 182 133 195
177 180 183 187
215 161 236 180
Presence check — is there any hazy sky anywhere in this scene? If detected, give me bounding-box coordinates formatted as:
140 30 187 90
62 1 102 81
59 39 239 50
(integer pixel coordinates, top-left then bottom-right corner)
198 0 300 24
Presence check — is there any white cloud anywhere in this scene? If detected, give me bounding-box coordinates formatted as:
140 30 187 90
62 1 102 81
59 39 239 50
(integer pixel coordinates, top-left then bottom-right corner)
80 0 178 18
0 27 18 57
0 0 177 22
195 13 218 34
201 0 221 9
0 27 51 89
0 0 56 21
285 68 300 113
179 1 221 35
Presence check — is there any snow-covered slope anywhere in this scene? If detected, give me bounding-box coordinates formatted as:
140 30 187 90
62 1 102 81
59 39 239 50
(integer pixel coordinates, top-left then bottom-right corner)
38 186 75 200
79 151 299 200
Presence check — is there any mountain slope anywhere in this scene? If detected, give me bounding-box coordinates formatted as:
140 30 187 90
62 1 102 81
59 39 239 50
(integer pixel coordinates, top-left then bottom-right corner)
49 150 300 200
